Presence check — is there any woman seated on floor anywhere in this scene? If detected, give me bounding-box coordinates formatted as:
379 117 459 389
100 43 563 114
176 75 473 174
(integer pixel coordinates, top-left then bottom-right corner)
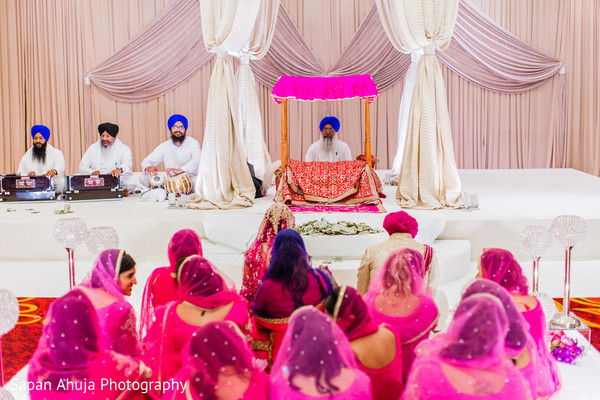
363 248 439 382
142 255 249 392
402 293 532 400
140 229 203 337
270 307 373 400
28 289 151 400
464 278 560 400
163 321 268 400
478 248 561 398
78 248 140 357
241 202 295 314
325 286 403 400
252 229 335 365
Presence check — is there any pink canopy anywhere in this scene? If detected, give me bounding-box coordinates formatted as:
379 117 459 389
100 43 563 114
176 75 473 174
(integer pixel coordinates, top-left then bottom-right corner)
272 74 378 103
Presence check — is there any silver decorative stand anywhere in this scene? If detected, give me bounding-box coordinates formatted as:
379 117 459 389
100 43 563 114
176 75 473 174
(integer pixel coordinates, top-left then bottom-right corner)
86 226 119 255
519 225 557 321
52 218 88 290
549 215 586 329
0 288 19 387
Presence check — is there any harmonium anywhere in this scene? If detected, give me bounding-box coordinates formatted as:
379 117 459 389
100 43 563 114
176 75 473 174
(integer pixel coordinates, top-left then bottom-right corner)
65 174 124 201
0 175 56 202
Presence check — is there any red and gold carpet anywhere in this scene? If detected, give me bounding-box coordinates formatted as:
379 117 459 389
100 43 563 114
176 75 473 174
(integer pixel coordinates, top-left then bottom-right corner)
554 297 600 351
1 297 55 383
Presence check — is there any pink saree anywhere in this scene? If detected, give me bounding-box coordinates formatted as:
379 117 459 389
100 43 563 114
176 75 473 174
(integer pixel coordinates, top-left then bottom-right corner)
142 256 249 393
241 203 295 314
163 321 268 400
364 248 439 380
78 249 140 357
140 229 203 337
269 307 373 400
402 294 532 400
28 289 149 400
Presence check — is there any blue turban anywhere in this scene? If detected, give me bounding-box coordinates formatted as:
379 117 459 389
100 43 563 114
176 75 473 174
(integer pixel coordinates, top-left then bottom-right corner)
319 116 340 132
31 125 50 141
168 114 188 131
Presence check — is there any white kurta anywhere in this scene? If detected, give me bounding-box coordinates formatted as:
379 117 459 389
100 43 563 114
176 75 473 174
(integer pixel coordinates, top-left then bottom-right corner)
140 137 201 173
304 136 352 162
17 143 66 176
79 138 133 175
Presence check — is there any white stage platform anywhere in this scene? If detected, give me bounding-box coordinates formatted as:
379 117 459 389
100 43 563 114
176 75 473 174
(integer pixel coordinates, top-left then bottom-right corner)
2 168 600 296
2 168 600 399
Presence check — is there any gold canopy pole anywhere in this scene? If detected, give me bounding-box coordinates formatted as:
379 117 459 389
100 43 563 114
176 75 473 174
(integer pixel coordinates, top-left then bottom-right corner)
365 98 372 168
281 99 288 171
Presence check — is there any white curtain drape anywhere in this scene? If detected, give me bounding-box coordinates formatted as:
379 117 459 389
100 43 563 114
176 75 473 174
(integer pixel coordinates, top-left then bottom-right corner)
235 0 280 180
377 0 462 209
190 0 260 209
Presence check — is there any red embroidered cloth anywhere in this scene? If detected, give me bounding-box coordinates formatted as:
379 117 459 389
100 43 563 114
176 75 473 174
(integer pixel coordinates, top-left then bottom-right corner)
276 159 384 206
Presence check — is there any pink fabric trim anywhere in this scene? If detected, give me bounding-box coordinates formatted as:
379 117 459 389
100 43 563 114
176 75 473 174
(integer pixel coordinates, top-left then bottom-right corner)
271 75 378 103
288 202 385 214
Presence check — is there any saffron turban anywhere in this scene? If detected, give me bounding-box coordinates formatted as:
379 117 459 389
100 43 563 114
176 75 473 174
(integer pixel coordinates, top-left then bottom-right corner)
319 116 340 132
168 114 188 131
383 211 419 238
97 122 119 138
31 125 50 141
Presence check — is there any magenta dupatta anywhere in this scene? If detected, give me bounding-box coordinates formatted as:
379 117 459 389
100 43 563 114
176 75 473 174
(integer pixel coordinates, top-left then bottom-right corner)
480 248 529 295
402 294 531 400
140 229 203 337
364 248 439 380
521 299 562 397
78 249 140 356
28 289 147 399
142 256 249 393
241 203 295 313
163 321 268 400
270 307 373 400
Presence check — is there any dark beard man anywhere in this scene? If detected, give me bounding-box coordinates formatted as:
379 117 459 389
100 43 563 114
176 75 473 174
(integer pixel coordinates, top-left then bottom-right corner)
171 132 186 145
32 141 47 164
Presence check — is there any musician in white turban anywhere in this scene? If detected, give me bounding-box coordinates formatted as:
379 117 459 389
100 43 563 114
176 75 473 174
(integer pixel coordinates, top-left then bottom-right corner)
139 114 201 188
17 125 65 177
304 116 352 162
79 122 137 190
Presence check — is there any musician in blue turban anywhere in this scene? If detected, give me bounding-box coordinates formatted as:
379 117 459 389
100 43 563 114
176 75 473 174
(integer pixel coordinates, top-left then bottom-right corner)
139 114 201 187
305 116 352 162
17 125 66 177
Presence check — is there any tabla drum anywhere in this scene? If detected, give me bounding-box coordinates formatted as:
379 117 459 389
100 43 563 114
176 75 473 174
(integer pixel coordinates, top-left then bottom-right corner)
165 173 193 195
148 174 165 189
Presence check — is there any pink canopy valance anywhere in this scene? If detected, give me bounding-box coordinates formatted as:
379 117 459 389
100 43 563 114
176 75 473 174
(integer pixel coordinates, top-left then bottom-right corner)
271 74 378 103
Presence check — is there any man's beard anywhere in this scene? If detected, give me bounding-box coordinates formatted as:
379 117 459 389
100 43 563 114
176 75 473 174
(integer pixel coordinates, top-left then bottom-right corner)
171 133 186 145
322 135 335 153
32 142 47 164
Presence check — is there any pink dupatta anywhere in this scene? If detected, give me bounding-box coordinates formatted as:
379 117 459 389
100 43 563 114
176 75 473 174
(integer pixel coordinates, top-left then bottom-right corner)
364 248 439 380
142 256 249 392
140 229 202 337
402 294 531 400
163 321 268 400
79 249 140 356
28 289 148 399
270 307 373 400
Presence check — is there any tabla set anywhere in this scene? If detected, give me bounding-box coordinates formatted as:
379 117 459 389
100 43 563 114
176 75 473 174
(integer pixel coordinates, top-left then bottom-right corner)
148 172 193 195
